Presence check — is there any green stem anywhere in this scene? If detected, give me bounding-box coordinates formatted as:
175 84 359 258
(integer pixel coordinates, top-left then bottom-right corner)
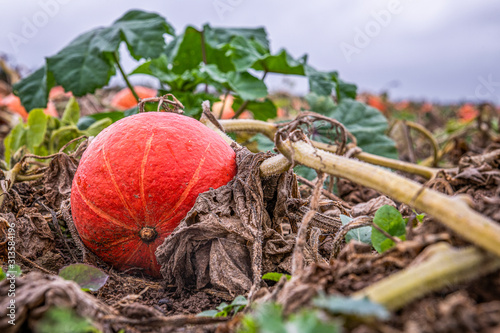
0 162 23 208
276 136 500 258
113 51 140 103
354 244 500 310
405 120 440 167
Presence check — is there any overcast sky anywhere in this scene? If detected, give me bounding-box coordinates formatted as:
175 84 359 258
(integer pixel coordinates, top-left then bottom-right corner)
1 0 499 103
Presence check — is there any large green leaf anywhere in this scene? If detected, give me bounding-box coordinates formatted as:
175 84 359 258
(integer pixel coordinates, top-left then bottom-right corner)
305 66 336 96
12 66 55 111
166 26 234 75
204 25 270 51
227 36 266 72
252 49 307 75
200 65 267 100
306 95 398 159
46 29 116 96
99 10 174 60
131 55 204 92
16 10 173 106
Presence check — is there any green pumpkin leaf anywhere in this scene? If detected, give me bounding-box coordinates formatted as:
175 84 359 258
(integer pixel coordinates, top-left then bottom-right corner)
253 49 307 75
26 109 48 151
12 66 55 111
77 111 124 130
204 25 270 51
225 71 267 100
4 123 25 167
248 133 275 153
196 310 219 318
46 29 116 96
232 97 277 120
61 97 80 125
59 263 109 291
262 272 291 282
85 118 113 137
37 307 100 333
16 10 172 104
50 126 82 153
305 66 336 96
306 96 398 159
285 310 341 333
313 294 390 320
98 10 175 60
227 36 266 72
371 205 406 253
341 214 371 244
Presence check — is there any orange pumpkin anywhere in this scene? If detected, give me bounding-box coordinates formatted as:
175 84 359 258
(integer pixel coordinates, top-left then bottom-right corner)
110 86 157 110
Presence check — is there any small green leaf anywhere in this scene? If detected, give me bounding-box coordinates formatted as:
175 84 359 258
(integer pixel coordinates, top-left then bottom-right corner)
294 165 318 181
341 214 371 244
61 97 80 125
85 118 112 137
196 310 219 318
0 267 6 281
59 263 109 291
6 264 22 277
249 133 275 153
4 123 25 167
313 295 390 320
286 310 341 333
26 109 48 151
36 307 100 333
240 302 287 333
77 111 124 130
49 126 82 153
371 205 406 253
262 272 291 282
233 97 277 121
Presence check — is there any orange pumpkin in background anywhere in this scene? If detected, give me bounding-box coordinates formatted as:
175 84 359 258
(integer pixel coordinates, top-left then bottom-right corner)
212 95 252 119
458 104 479 122
110 86 157 110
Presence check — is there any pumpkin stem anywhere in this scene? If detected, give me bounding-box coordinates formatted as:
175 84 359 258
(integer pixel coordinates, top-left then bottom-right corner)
139 227 158 243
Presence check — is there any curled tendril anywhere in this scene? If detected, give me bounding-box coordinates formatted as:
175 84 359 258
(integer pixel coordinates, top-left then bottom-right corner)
276 111 356 156
138 94 185 114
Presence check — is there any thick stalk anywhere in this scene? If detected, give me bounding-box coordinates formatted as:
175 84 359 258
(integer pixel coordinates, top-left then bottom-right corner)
219 119 278 139
221 119 441 179
354 244 500 310
277 138 500 258
113 52 140 103
313 141 438 179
